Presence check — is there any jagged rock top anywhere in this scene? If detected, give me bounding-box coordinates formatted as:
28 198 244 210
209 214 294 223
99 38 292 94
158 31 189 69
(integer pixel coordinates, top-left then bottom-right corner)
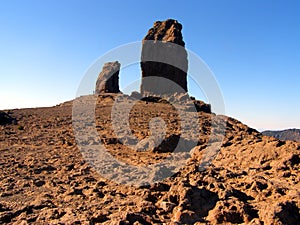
143 19 185 46
140 19 188 94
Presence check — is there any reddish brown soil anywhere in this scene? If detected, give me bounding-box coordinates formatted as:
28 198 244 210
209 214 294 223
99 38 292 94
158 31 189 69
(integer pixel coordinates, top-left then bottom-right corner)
0 94 299 224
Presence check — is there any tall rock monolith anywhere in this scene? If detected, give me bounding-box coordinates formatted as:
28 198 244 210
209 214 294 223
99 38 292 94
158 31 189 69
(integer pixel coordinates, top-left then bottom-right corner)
140 19 188 96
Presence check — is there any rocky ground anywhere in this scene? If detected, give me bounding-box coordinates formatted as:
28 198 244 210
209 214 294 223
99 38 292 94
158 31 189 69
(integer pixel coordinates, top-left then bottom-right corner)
0 94 299 224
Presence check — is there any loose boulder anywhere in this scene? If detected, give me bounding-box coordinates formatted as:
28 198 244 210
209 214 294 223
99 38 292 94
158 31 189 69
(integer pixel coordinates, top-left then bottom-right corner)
0 111 14 125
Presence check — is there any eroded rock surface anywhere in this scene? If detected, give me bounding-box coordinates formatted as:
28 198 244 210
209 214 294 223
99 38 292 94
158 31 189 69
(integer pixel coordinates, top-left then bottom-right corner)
0 95 299 224
95 61 120 94
140 19 188 95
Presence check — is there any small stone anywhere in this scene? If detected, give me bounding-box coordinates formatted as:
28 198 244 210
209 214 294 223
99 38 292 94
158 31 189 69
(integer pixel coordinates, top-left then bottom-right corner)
172 209 201 224
160 201 176 212
33 180 46 187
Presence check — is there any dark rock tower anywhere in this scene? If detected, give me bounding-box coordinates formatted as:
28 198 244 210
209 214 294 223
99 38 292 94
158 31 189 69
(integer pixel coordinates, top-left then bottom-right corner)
140 19 188 95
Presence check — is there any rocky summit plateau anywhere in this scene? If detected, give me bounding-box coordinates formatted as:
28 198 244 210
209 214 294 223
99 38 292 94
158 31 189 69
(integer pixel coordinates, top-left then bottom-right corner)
0 19 300 225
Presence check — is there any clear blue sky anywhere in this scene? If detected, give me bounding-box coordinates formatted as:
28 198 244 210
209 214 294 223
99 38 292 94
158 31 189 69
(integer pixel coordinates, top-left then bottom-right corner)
0 0 299 131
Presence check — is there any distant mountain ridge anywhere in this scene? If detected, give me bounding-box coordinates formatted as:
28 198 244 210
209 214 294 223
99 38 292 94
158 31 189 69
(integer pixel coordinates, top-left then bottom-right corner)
262 128 300 142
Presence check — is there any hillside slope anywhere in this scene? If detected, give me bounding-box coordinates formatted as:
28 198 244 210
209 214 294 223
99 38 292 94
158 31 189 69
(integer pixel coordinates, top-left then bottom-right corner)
263 129 300 142
0 94 299 224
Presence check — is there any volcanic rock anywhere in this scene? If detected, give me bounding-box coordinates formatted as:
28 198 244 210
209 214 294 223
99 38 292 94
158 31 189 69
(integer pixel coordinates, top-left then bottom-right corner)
1 18 300 225
130 91 142 99
140 19 188 96
0 95 300 224
0 111 15 125
95 61 120 94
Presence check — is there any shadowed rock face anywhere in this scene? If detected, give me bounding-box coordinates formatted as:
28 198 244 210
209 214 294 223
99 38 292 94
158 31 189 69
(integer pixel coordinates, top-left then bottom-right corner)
140 19 188 95
95 61 120 94
0 111 16 125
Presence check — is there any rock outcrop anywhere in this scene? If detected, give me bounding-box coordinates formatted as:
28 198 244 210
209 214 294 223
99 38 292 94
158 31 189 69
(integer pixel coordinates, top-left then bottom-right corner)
140 19 188 95
0 111 14 125
95 61 120 94
2 19 299 225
